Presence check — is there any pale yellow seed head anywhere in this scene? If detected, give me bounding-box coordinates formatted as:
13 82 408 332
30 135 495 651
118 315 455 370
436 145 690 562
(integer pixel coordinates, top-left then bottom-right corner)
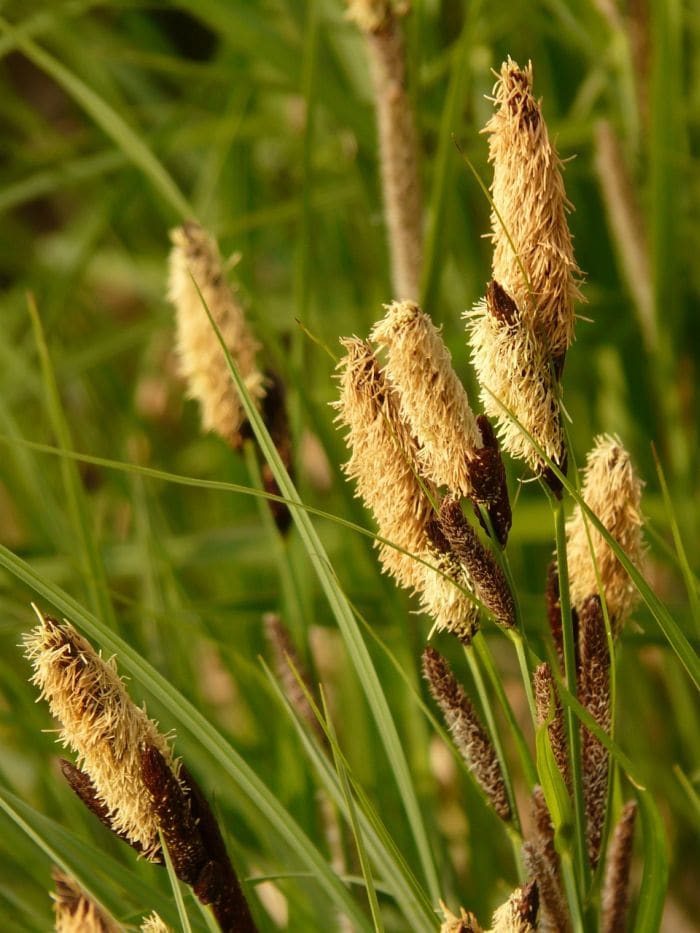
371 301 482 497
52 870 121 933
420 548 479 643
465 289 563 473
140 913 172 933
333 337 435 590
566 435 645 632
485 58 582 358
488 882 538 933
25 610 175 859
167 222 265 447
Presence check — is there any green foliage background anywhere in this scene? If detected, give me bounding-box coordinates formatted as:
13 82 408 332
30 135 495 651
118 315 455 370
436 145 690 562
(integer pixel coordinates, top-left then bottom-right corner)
0 1 698 929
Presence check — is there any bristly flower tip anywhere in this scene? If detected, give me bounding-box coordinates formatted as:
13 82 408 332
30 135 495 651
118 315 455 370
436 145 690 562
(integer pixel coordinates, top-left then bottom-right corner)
565 434 645 634
485 58 582 363
24 607 176 860
167 222 266 448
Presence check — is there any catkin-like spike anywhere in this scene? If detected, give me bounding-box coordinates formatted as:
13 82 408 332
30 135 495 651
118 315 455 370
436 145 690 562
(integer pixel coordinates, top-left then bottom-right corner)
523 788 570 933
24 609 175 860
347 1 422 299
471 415 512 546
167 222 265 448
423 647 511 820
533 663 570 790
601 800 637 933
466 281 566 485
140 914 172 933
52 869 121 933
333 337 434 589
566 434 645 634
578 595 611 869
485 58 582 363
370 301 483 497
489 880 539 933
263 614 324 742
421 542 480 644
439 498 515 628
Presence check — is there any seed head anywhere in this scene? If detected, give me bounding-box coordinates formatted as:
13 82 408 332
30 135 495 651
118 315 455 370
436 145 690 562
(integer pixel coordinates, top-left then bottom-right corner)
371 301 482 498
423 647 510 820
523 788 569 933
533 663 570 791
489 881 539 933
141 914 172 933
24 609 175 860
167 222 265 448
52 869 120 933
566 434 645 633
334 337 435 590
466 281 565 480
485 58 582 362
601 800 637 933
420 544 480 644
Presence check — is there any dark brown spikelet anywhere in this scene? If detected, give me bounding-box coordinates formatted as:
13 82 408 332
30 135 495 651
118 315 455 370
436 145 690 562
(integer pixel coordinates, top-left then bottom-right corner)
545 560 579 675
470 414 512 546
601 800 637 933
578 595 611 869
263 613 325 744
523 787 570 933
438 498 515 629
258 370 293 534
60 759 151 859
422 646 511 821
141 746 257 933
533 663 570 791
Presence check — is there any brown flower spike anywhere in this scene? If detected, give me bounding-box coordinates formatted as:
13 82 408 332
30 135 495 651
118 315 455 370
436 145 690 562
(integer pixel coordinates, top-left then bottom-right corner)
565 434 645 634
167 222 265 448
485 58 582 364
24 609 175 860
423 646 510 820
601 800 637 933
347 1 423 299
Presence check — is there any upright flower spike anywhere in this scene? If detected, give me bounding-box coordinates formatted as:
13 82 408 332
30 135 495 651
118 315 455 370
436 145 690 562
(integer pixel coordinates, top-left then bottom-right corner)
565 434 645 634
485 58 582 366
466 280 566 489
523 788 569 933
24 609 175 860
533 662 570 791
423 647 511 820
334 338 479 640
601 800 637 933
52 869 121 933
371 302 486 498
167 222 266 448
334 336 434 590
346 0 423 300
489 881 539 933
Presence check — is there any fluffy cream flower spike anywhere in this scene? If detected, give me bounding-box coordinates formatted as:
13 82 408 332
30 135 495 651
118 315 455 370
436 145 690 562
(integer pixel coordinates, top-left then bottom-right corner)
438 881 539 933
167 222 266 447
334 339 478 639
52 869 121 933
485 58 582 363
371 301 482 497
140 913 172 933
24 609 176 860
565 434 645 632
466 280 565 484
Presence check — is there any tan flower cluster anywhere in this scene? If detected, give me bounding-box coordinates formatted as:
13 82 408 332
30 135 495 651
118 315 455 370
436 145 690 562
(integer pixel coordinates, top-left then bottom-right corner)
52 870 121 933
371 301 482 497
565 434 645 632
439 881 539 933
167 222 265 447
466 281 565 480
24 609 176 860
334 338 478 637
485 58 582 360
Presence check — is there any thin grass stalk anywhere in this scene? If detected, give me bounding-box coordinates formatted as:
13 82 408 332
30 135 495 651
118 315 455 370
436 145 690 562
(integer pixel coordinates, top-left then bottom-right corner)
471 633 538 789
550 493 589 903
463 642 522 844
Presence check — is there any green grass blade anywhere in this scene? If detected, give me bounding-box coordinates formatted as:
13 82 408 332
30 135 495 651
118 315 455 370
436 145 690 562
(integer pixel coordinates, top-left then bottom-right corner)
633 789 668 933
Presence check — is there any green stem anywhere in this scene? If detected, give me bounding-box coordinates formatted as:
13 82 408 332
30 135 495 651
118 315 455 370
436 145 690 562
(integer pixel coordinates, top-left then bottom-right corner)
509 630 537 724
550 492 590 899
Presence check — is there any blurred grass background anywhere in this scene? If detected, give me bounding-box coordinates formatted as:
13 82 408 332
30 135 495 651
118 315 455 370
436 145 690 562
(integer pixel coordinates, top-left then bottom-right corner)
0 0 698 929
